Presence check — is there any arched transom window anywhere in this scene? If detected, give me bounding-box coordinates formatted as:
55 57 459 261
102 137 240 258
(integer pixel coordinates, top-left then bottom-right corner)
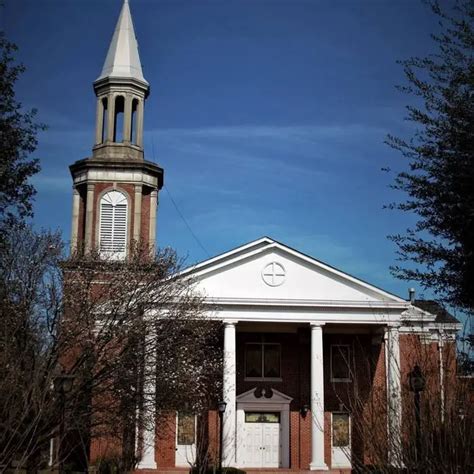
99 190 128 259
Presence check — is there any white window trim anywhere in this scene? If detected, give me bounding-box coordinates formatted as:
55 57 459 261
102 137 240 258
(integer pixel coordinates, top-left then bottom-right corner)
98 190 128 260
330 344 351 383
244 342 282 382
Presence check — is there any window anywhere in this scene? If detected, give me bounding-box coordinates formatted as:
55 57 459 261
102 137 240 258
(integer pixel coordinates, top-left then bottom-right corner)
330 345 351 382
177 412 195 445
245 412 280 423
245 343 281 379
99 190 128 259
332 413 350 447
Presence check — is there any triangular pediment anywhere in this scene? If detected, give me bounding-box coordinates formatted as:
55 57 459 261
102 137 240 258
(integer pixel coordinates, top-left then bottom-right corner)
236 387 293 404
183 237 405 306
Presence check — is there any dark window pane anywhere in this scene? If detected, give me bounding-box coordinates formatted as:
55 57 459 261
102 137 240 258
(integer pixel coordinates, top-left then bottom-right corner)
332 346 350 380
177 412 195 445
264 344 280 378
333 413 350 447
246 344 262 377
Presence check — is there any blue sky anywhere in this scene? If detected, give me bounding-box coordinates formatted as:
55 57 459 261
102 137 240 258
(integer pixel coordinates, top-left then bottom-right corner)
2 0 445 300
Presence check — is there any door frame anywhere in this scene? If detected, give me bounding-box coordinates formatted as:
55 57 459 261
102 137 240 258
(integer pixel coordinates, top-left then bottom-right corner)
236 387 292 468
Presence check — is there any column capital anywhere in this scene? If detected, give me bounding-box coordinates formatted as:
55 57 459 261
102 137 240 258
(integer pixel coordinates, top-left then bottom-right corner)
384 324 401 340
87 183 95 192
310 321 326 328
223 319 238 328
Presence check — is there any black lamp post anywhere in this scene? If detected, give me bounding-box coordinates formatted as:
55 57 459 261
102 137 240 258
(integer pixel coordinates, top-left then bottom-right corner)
54 374 75 473
408 365 425 464
217 400 227 471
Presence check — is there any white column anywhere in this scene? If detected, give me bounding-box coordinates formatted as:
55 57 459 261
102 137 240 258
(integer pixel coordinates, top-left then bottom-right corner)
310 322 328 471
149 189 158 252
222 320 237 466
95 97 104 145
137 322 157 469
123 93 133 144
84 183 95 253
385 324 403 468
136 99 144 148
70 187 80 254
133 184 142 244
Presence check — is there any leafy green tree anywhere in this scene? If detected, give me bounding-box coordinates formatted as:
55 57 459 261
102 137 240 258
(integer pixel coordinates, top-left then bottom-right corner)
387 0 474 312
0 33 43 226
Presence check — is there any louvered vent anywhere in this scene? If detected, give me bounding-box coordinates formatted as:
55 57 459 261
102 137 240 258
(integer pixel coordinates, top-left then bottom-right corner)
99 191 128 259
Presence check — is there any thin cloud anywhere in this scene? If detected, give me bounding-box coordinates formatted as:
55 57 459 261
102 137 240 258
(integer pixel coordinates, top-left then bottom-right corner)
150 123 385 142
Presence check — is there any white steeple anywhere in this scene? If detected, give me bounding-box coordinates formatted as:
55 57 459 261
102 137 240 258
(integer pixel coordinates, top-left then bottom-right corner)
96 0 148 86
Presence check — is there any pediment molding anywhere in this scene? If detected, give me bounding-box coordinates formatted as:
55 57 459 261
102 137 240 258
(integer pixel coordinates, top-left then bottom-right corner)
182 237 407 305
236 387 293 405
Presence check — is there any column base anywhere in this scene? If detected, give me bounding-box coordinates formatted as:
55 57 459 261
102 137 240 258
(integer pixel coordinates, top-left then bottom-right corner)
136 461 157 470
309 462 329 471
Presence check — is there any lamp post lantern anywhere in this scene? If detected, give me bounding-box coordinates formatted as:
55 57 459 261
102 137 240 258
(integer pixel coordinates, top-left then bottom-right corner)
217 400 227 471
54 374 75 473
408 365 425 465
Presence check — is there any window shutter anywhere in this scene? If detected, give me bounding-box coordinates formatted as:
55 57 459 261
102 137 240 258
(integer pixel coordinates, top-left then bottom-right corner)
99 191 128 259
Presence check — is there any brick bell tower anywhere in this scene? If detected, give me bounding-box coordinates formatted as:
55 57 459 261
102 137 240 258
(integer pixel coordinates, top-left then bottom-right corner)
69 0 163 259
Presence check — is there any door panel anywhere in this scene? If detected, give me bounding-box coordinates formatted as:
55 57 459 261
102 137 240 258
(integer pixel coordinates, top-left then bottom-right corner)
262 423 279 467
244 414 280 468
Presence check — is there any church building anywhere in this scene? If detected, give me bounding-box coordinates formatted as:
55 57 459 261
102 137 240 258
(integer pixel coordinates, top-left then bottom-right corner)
67 1 460 472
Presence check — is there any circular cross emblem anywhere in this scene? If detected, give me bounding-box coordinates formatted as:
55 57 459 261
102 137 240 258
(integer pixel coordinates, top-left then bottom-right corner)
261 262 286 287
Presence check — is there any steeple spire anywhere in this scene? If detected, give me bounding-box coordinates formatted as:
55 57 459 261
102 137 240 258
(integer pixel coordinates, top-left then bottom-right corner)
96 0 148 86
68 0 163 262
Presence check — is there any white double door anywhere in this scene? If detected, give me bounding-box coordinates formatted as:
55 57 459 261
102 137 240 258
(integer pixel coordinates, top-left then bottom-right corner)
245 421 280 468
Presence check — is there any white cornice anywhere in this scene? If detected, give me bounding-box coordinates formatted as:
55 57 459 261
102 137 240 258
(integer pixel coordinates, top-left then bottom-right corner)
201 296 409 310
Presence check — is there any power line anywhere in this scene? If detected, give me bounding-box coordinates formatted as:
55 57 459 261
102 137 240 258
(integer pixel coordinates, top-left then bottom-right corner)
164 184 211 259
150 136 211 259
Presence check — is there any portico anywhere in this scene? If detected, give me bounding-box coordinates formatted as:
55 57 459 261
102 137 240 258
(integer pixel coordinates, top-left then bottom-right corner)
182 236 407 470
218 319 403 470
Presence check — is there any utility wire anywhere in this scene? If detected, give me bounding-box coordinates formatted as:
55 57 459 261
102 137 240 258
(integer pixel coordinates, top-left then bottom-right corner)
164 185 211 259
150 135 211 259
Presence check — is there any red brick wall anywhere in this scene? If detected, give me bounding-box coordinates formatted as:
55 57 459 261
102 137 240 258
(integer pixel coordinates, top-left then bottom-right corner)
73 183 156 252
398 334 449 441
88 328 449 470
155 411 176 467
207 410 219 465
91 183 136 250
141 188 151 244
76 184 87 248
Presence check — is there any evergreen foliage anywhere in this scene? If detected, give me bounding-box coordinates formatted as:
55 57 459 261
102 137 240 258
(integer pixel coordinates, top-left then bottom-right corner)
387 0 474 312
0 33 44 226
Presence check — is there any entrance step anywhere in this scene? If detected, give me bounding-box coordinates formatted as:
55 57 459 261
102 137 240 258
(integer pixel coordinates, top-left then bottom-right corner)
245 470 350 474
136 470 351 474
